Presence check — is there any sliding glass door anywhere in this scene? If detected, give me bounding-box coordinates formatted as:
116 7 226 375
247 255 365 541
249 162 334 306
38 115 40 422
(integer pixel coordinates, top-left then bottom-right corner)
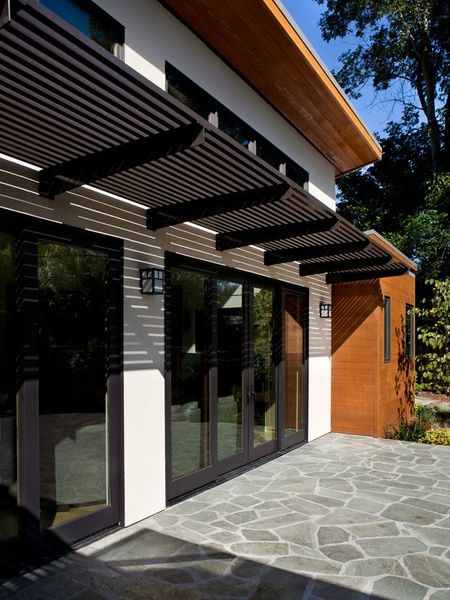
0 234 17 556
167 258 308 500
0 216 122 573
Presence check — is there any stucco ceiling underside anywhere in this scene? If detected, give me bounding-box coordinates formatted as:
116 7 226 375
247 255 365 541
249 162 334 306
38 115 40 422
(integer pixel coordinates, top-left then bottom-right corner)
0 1 408 284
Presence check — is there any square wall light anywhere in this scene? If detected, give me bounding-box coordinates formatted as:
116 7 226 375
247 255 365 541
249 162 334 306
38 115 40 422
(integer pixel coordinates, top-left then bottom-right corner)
319 302 332 318
140 268 165 294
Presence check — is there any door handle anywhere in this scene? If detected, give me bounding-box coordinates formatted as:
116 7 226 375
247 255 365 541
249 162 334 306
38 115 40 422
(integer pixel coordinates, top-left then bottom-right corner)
247 390 255 404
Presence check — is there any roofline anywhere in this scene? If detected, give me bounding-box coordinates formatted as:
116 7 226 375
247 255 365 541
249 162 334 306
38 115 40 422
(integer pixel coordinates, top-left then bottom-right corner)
365 230 418 272
271 0 381 157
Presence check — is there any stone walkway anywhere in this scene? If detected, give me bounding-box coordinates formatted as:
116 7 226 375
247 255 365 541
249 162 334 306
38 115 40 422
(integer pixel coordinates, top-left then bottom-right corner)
3 434 450 599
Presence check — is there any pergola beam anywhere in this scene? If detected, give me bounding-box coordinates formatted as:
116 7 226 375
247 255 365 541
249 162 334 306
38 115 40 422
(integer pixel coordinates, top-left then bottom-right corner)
264 239 370 266
38 122 205 199
147 182 290 230
216 216 338 251
299 255 391 277
327 266 408 284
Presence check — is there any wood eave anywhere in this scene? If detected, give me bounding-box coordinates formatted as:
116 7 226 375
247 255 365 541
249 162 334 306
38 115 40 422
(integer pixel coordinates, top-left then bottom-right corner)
159 0 382 176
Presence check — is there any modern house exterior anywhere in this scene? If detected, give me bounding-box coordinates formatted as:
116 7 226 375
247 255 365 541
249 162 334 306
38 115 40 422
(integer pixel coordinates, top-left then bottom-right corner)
0 0 415 570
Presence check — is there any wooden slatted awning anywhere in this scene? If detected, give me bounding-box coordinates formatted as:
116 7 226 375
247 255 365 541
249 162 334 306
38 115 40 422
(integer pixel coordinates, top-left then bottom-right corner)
0 0 412 283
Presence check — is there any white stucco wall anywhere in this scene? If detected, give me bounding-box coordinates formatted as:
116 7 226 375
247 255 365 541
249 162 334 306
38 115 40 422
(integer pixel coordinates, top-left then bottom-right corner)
93 0 336 209
0 156 331 525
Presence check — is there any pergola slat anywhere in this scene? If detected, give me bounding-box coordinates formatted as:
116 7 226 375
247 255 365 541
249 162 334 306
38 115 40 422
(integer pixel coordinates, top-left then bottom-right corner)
147 183 290 230
264 239 370 265
299 255 391 276
39 123 205 198
216 216 338 251
0 2 410 278
327 265 408 284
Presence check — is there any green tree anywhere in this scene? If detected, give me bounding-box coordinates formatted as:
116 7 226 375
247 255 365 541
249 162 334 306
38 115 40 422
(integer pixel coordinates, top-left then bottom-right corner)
317 0 450 173
415 278 450 393
337 119 432 232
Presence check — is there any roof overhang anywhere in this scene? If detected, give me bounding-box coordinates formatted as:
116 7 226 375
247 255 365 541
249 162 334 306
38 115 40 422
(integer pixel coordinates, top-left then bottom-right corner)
160 0 382 176
0 0 406 284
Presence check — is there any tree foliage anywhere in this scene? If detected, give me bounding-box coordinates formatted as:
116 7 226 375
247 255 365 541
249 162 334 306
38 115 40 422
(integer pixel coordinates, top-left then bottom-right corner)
317 0 450 172
415 278 450 394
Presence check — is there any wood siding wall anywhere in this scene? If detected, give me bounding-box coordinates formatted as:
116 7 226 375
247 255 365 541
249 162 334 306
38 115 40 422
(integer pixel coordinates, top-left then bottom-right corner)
331 274 415 437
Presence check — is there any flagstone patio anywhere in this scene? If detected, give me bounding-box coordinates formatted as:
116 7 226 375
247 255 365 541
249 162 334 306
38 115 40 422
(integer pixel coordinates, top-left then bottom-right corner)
3 433 450 599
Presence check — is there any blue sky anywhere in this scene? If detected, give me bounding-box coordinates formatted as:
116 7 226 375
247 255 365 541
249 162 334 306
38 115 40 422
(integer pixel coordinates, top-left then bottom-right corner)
283 0 405 137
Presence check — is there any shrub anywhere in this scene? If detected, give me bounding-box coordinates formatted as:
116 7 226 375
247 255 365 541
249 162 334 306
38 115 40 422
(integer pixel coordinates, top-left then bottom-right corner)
385 417 428 442
415 278 450 395
433 401 450 414
419 428 450 445
414 401 436 425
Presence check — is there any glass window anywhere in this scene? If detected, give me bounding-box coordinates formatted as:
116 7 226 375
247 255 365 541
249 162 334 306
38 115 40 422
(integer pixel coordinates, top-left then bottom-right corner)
165 63 309 184
38 241 109 528
253 286 276 446
217 279 244 460
285 157 309 187
406 303 415 359
219 106 255 149
167 65 215 121
384 296 391 362
170 268 211 479
0 233 17 543
40 0 124 55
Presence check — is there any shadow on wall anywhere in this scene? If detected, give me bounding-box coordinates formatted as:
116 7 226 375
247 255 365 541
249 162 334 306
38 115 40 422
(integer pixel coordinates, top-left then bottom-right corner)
331 280 383 354
395 314 415 422
4 526 387 600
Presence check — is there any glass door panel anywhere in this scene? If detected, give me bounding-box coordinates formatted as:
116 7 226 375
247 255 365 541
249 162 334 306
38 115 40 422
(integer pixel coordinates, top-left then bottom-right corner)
284 292 305 438
170 268 211 479
217 279 244 461
38 241 109 528
0 234 17 543
252 287 276 447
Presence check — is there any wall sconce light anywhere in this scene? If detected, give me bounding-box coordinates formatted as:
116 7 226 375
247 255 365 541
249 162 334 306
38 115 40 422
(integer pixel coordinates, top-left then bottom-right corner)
319 302 332 318
140 268 165 295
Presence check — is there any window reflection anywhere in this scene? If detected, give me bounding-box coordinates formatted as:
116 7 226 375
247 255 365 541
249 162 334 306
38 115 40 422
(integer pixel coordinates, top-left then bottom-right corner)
217 280 244 460
253 287 276 446
38 241 109 528
0 234 17 543
40 0 123 54
171 268 211 479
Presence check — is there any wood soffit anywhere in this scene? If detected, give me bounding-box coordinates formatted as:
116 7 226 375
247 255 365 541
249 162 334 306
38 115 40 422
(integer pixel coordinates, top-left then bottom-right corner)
0 1 406 283
160 0 382 176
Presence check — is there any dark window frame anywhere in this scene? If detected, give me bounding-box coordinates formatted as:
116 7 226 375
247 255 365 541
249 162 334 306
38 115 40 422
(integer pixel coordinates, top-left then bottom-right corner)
0 207 124 566
406 303 415 359
164 252 308 501
39 0 125 58
384 296 391 363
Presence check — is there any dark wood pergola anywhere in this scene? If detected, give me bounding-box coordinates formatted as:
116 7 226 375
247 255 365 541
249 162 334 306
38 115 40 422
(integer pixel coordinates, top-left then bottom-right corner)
0 0 411 282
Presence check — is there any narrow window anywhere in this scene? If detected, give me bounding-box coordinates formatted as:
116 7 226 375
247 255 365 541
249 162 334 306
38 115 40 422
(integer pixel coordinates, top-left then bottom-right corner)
384 296 391 362
40 0 124 56
406 304 415 359
165 63 309 185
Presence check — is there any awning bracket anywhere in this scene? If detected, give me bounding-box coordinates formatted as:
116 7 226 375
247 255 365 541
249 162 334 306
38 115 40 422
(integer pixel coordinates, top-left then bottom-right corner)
38 122 205 199
146 182 290 230
216 216 338 251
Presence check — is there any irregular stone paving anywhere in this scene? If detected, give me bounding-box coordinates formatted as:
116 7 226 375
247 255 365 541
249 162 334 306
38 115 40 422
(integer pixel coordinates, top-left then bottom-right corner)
2 434 450 599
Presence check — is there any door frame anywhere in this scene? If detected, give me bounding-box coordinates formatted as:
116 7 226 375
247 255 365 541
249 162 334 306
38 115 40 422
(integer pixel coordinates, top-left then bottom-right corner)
278 287 309 451
0 208 124 554
165 253 309 501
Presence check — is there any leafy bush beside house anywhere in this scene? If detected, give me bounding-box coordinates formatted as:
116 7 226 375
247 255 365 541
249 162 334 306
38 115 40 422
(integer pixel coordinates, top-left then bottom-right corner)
419 428 450 445
415 278 450 395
